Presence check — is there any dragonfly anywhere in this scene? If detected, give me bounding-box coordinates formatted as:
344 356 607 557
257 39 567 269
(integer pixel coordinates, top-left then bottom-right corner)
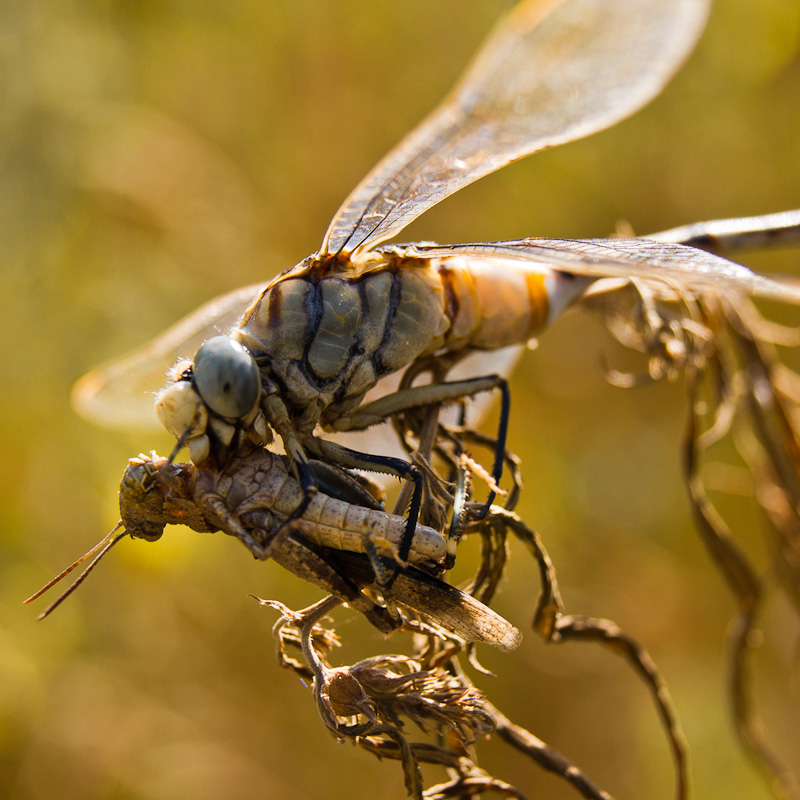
26 446 521 653
72 0 800 565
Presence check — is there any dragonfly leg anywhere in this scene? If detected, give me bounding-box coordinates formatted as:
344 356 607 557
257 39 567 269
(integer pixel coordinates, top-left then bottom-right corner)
262 393 318 494
333 374 510 517
259 394 322 539
306 459 383 510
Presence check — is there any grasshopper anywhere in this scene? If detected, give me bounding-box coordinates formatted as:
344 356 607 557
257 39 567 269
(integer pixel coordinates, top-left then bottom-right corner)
27 445 520 652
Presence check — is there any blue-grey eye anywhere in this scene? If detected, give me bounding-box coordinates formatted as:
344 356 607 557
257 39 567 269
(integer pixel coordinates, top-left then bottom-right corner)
193 336 260 420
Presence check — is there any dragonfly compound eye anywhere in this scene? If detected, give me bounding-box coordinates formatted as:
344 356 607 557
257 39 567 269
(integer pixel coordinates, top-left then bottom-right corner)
193 336 261 420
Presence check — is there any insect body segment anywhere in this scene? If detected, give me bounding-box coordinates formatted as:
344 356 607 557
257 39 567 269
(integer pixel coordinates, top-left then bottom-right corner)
195 447 446 567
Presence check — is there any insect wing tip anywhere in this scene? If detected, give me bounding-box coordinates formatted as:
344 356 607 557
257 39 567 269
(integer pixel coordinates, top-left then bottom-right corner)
497 624 522 653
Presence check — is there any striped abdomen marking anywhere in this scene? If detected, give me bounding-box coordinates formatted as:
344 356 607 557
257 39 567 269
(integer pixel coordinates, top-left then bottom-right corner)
234 252 589 415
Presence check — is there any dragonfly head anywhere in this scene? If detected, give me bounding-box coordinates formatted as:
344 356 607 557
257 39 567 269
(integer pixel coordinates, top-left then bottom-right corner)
156 336 270 465
193 336 261 420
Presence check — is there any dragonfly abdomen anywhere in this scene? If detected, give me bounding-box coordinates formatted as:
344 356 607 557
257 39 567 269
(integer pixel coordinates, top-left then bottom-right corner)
432 255 591 353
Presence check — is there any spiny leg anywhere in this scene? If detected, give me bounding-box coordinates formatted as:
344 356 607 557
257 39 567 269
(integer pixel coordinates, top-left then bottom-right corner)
338 373 511 517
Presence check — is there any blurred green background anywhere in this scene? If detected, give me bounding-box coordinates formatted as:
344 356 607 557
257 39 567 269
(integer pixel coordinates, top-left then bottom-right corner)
2 1 799 798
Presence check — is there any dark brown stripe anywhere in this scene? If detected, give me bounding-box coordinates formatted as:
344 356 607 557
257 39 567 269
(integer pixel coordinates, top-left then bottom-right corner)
301 279 324 379
372 268 403 378
437 264 459 328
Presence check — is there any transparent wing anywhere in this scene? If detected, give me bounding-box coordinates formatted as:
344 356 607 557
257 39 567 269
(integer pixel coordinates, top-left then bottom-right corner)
647 209 800 253
72 283 267 430
320 0 710 258
401 238 800 304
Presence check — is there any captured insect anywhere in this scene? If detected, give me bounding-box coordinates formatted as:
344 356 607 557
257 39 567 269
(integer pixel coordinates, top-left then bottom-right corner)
26 446 521 653
71 0 800 571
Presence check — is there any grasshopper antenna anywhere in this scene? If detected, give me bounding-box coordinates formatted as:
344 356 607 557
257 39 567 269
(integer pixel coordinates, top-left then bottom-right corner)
24 522 127 620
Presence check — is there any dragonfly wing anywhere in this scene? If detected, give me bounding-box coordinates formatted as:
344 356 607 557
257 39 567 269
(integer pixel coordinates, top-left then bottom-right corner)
72 283 267 429
648 209 800 253
403 239 800 305
320 0 710 258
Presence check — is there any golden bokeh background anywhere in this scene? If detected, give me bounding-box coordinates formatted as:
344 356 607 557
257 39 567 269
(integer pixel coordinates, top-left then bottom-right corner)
2 1 799 798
